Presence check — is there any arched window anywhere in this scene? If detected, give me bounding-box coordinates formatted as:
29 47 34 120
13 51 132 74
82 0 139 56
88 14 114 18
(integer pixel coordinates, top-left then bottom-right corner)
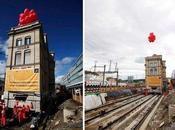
24 50 31 64
15 51 21 65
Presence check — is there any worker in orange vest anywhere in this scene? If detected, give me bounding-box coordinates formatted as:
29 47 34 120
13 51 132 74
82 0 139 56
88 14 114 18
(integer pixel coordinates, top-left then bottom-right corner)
13 105 17 117
18 108 24 123
1 105 6 127
22 105 26 119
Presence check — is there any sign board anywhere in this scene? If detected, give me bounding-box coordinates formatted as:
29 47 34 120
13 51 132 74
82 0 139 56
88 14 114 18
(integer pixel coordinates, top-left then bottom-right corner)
146 76 161 87
5 69 39 92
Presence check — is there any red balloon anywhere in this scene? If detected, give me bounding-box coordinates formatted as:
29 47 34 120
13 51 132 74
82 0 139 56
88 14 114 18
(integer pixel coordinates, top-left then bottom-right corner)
23 17 27 24
148 37 152 42
148 32 156 42
19 18 23 23
19 13 25 19
20 18 25 25
26 16 30 23
24 8 30 15
32 13 37 21
28 14 33 22
30 9 35 14
150 32 154 35
18 8 38 26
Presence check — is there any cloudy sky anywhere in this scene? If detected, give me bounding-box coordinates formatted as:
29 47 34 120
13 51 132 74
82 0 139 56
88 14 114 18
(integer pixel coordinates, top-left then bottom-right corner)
85 0 175 79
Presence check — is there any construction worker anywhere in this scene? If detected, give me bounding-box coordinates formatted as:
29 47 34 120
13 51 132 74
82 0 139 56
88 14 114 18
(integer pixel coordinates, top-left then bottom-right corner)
13 105 17 117
1 105 6 127
18 107 24 123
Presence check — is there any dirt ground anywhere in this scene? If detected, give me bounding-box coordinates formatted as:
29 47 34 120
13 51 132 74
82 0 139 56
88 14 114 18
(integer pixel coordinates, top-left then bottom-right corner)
44 99 82 130
147 91 175 130
0 98 82 130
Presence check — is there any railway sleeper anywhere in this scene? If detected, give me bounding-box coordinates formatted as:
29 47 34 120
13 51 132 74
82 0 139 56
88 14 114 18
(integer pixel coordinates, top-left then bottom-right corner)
99 110 106 116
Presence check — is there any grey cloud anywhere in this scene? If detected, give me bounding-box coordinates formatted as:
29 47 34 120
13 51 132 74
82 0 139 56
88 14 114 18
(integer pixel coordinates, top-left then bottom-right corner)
85 0 175 78
135 57 144 64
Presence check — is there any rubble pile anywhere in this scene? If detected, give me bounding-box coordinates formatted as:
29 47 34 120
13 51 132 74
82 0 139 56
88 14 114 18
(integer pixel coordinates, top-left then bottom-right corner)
147 91 175 130
44 99 82 130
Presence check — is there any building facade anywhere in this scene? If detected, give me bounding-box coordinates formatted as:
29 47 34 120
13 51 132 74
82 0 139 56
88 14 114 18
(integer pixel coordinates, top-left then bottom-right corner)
145 54 166 93
61 54 83 103
4 21 55 112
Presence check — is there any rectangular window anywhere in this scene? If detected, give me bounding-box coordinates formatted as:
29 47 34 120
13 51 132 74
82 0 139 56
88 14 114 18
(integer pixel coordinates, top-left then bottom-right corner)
154 62 157 67
154 68 157 75
16 39 22 46
25 37 31 45
24 51 31 64
15 52 21 65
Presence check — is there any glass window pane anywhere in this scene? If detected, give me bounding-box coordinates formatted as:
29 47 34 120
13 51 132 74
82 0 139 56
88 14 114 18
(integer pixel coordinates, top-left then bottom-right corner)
15 53 21 65
25 37 31 45
24 51 31 64
150 68 153 75
155 68 157 75
16 39 22 46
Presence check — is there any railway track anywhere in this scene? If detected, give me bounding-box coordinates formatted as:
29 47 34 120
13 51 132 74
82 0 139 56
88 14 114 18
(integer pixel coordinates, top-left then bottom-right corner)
110 95 160 130
124 96 160 130
85 94 145 123
85 94 140 113
85 95 161 130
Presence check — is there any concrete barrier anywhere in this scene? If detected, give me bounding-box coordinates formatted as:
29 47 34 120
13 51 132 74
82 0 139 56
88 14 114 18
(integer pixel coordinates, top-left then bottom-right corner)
85 93 107 111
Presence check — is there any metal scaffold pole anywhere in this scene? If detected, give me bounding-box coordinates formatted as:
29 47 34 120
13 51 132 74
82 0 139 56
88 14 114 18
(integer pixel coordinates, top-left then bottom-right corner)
102 65 106 86
115 62 118 87
116 68 118 87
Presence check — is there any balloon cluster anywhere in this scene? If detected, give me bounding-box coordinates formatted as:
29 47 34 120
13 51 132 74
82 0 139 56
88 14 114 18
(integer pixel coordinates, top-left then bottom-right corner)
18 8 38 26
148 32 156 42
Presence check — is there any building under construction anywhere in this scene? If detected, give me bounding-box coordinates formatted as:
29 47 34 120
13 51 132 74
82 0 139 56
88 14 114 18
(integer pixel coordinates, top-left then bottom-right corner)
3 21 55 112
145 54 166 93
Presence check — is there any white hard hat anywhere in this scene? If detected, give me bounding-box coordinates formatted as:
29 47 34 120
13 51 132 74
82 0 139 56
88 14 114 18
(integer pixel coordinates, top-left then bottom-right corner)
30 124 35 128
1 95 4 100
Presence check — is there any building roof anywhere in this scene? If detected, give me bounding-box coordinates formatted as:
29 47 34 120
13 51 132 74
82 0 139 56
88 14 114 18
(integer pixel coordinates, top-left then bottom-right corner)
8 21 41 36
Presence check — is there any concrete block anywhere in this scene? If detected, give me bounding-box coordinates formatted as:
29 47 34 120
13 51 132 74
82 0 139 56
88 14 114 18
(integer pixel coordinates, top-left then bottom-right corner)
63 107 76 122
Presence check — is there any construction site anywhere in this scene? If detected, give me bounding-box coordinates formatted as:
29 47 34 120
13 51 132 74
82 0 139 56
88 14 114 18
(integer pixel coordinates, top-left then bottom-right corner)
0 8 83 130
85 54 175 130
